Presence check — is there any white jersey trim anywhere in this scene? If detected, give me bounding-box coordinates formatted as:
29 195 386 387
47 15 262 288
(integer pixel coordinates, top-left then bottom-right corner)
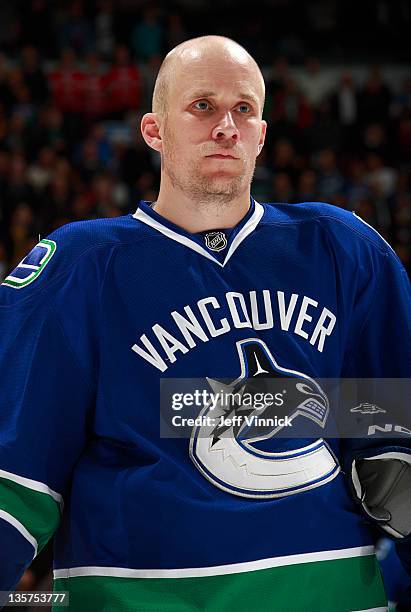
53 545 375 580
0 468 63 506
350 608 388 612
0 510 38 557
352 212 396 255
133 201 265 267
221 201 264 265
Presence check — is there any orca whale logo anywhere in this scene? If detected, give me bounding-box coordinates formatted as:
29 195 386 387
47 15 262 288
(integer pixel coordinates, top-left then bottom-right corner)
190 338 338 498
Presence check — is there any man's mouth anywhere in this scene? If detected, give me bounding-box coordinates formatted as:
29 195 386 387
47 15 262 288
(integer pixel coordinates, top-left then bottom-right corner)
206 154 238 159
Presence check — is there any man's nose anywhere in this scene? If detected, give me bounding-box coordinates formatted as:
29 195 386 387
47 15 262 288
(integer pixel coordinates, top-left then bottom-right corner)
211 112 239 142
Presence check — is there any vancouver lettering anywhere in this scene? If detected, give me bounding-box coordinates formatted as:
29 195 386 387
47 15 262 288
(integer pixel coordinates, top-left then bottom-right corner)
131 289 336 371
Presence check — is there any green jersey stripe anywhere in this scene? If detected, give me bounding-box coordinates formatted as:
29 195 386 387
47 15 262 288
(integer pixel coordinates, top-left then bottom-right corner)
0 476 61 552
53 554 387 612
53 544 375 580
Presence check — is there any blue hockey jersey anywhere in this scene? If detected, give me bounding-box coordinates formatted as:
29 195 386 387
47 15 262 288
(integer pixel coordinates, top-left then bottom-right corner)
0 198 410 611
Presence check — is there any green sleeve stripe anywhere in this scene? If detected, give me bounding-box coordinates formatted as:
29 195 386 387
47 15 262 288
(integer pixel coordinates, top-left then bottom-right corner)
0 468 63 505
0 476 61 553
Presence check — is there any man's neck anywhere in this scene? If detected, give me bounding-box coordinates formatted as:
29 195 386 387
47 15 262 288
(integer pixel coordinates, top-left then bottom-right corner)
151 185 252 233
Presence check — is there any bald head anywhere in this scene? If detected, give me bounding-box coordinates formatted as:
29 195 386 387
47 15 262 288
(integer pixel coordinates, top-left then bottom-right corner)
152 35 265 118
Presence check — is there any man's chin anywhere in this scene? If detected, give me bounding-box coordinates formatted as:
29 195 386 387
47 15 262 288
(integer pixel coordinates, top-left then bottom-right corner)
201 182 242 198
199 172 243 190
181 177 245 204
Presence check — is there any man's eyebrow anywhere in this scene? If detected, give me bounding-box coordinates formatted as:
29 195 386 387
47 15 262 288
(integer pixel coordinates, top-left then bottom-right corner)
237 93 259 105
187 90 216 99
186 91 259 105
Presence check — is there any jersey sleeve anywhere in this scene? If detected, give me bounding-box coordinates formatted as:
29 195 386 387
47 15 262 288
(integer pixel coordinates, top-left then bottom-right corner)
340 246 410 438
341 247 411 378
339 237 411 552
0 231 104 591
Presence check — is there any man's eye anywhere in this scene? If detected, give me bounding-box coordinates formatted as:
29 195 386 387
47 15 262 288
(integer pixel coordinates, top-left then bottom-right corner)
237 104 251 113
193 101 210 111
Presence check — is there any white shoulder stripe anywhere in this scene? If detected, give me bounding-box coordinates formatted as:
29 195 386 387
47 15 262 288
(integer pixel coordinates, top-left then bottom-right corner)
0 469 63 506
0 510 38 557
352 212 396 255
53 545 375 580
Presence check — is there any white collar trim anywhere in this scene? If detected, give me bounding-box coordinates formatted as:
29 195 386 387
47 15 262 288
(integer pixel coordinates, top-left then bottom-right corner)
133 201 264 267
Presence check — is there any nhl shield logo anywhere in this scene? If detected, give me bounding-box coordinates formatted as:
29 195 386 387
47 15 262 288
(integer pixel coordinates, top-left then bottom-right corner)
204 231 227 252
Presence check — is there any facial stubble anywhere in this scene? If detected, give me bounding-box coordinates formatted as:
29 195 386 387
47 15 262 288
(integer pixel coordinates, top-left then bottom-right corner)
162 121 257 207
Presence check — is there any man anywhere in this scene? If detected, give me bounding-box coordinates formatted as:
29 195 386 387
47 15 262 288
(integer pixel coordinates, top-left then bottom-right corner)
0 36 410 611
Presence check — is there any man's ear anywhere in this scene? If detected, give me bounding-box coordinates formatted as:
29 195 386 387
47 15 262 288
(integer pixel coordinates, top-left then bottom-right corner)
257 120 267 156
141 113 162 153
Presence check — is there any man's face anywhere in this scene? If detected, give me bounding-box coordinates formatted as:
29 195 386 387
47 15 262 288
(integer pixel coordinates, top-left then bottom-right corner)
159 50 266 204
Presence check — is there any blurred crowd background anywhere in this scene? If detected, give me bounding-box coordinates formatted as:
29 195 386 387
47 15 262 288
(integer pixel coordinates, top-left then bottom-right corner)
0 0 410 281
0 0 411 610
